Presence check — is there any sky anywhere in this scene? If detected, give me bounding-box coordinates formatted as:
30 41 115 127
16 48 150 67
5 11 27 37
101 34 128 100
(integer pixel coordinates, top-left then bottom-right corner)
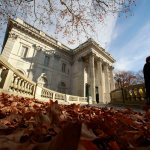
0 0 149 72
108 0 150 72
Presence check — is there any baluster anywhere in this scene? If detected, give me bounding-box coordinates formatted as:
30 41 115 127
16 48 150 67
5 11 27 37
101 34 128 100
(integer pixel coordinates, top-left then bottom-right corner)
27 83 30 94
28 84 31 94
127 89 132 101
45 90 47 97
16 77 21 93
24 82 28 94
29 84 32 95
42 90 44 97
42 90 45 97
20 79 25 93
43 90 45 97
21 80 25 93
43 90 46 97
46 91 48 98
136 87 141 101
22 81 25 93
44 90 46 97
9 74 15 91
139 87 144 100
131 88 136 102
17 77 22 92
13 75 19 91
49 92 51 98
31 85 34 95
141 86 146 100
0 67 7 84
47 91 49 98
133 88 138 101
48 91 50 98
50 92 53 99
27 84 30 94
28 84 31 95
0 67 3 82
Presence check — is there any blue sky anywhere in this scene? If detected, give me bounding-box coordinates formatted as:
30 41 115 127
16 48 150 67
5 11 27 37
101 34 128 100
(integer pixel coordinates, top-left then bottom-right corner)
108 0 150 72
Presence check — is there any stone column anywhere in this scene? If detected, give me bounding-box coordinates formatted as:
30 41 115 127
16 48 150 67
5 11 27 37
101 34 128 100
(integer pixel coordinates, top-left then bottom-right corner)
103 62 110 103
89 53 96 103
109 66 115 91
97 58 104 103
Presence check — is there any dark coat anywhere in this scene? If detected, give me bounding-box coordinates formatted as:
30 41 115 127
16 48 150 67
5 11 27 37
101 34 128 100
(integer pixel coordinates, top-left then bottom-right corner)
143 62 150 98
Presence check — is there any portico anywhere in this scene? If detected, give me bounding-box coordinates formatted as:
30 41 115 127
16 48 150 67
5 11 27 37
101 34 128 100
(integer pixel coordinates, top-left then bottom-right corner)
80 51 115 104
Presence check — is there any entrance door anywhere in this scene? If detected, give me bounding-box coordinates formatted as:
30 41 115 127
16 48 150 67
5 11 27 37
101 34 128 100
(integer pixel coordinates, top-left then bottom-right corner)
86 84 90 97
95 86 99 103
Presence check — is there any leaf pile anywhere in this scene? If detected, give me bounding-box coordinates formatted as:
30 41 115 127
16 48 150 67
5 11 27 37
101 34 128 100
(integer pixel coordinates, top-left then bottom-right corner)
0 93 150 150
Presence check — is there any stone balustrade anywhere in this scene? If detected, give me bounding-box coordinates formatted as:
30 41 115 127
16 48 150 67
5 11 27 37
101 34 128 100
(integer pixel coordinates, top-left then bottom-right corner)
123 84 146 104
0 55 88 104
0 56 36 98
110 84 146 106
55 92 66 101
39 86 88 104
41 87 54 99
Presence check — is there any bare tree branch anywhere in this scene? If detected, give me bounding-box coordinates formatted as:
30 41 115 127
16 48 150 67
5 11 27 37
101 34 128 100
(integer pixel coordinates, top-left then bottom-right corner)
0 0 136 44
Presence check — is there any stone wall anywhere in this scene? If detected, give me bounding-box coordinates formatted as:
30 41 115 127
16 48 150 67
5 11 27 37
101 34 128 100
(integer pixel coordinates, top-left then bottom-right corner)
0 55 88 105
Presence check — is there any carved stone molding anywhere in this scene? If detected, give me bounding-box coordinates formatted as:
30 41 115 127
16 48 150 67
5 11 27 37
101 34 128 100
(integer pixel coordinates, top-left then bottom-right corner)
103 61 109 67
45 50 55 55
54 53 61 60
9 33 18 39
89 52 96 57
97 57 104 63
109 66 114 70
33 45 42 51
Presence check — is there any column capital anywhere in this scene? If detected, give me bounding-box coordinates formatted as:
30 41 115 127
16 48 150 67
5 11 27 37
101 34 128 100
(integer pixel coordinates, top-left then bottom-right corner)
109 66 114 70
89 52 96 57
9 32 18 39
103 62 109 67
97 57 104 62
33 45 42 51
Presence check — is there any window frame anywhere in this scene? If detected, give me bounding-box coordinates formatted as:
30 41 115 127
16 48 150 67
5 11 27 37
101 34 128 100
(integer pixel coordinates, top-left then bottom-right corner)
62 63 66 73
44 54 50 67
20 45 29 58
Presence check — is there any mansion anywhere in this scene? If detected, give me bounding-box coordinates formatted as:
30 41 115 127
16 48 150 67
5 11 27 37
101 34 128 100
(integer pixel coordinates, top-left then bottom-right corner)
1 18 115 104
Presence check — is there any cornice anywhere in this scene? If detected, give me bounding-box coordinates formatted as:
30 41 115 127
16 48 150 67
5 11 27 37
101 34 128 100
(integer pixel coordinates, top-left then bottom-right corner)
8 18 72 56
73 39 115 63
7 18 115 63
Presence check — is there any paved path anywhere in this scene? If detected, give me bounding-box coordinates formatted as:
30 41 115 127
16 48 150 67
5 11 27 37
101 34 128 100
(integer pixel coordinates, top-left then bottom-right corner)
90 103 145 113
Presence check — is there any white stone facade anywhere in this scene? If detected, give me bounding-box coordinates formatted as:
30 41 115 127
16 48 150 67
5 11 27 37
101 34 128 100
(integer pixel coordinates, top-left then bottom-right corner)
1 18 115 104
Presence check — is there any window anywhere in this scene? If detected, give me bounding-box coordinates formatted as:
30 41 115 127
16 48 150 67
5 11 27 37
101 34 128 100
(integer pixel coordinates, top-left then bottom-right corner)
58 82 66 93
95 86 98 94
62 63 66 73
20 46 28 57
44 55 50 66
